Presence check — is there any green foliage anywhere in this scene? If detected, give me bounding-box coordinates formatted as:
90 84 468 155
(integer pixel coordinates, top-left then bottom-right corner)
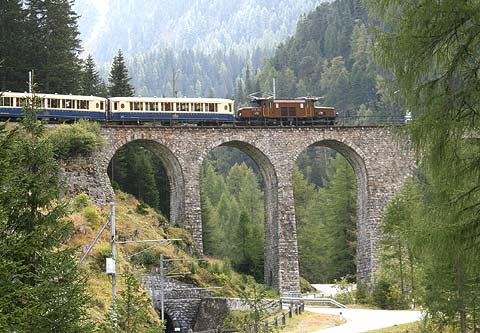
294 151 357 284
23 0 82 94
82 206 102 227
367 1 480 329
109 49 134 97
109 143 169 216
101 270 164 333
200 156 265 281
372 278 403 310
48 119 105 160
0 93 94 331
80 54 105 96
73 193 91 211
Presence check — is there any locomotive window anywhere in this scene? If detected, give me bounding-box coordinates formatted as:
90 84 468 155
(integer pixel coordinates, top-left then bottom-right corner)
78 100 89 109
120 103 125 109
113 102 118 111
0 97 13 106
276 103 279 108
224 105 228 111
96 102 99 109
100 101 104 110
300 103 304 108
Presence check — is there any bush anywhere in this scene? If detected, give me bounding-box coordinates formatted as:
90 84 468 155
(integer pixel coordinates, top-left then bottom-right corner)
48 119 105 160
83 206 102 227
300 276 316 293
73 193 91 211
372 278 404 309
135 202 149 215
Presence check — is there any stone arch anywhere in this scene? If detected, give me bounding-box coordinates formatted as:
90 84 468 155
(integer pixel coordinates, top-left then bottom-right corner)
200 139 280 288
294 139 372 284
102 139 185 226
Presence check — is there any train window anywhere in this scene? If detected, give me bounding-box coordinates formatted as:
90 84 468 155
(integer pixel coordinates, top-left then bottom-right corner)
164 102 172 111
193 103 202 112
276 103 279 108
120 103 125 109
130 102 143 111
63 99 74 108
96 102 99 109
300 103 304 108
224 105 228 111
177 103 188 112
113 102 118 111
146 102 158 111
229 103 232 112
207 103 217 112
100 101 104 110
16 98 26 107
0 97 13 106
78 100 89 110
48 98 60 108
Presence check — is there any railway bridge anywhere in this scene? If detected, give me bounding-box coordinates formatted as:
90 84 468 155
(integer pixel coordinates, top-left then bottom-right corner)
65 125 415 292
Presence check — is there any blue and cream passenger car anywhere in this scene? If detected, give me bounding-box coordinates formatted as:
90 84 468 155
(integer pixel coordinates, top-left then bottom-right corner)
108 97 235 123
0 92 107 120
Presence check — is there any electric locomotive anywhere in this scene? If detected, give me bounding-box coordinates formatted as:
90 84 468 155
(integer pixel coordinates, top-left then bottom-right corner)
237 96 336 125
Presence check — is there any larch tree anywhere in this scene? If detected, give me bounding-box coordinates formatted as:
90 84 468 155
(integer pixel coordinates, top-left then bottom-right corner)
109 50 135 97
367 1 480 331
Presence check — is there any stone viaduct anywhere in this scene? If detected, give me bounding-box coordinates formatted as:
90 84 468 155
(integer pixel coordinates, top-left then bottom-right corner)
64 125 415 292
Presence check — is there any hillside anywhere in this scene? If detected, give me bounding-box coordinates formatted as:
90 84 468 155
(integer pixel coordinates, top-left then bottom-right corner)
69 191 277 325
73 0 331 97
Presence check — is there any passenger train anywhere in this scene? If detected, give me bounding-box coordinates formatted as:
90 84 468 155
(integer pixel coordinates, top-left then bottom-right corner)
0 91 336 125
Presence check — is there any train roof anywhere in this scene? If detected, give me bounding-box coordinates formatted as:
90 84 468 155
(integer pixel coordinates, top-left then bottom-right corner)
1 91 106 100
108 96 234 103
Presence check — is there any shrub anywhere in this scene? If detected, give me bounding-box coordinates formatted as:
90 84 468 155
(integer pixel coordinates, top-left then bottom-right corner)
82 206 102 228
135 202 149 215
73 193 91 211
48 119 105 160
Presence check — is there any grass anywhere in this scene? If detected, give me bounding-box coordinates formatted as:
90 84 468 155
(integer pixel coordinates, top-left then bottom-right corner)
362 321 421 333
69 190 277 325
279 310 345 332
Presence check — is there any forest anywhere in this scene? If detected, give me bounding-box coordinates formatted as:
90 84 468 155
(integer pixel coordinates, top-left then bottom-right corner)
1 0 480 332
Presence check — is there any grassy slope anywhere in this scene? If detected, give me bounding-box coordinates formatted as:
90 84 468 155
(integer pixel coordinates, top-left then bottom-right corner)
68 191 276 324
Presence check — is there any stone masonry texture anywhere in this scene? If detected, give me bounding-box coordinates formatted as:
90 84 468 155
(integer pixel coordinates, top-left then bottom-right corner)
64 125 416 293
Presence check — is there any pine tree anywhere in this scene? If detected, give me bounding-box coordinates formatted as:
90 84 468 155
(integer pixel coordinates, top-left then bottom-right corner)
109 50 134 97
25 0 82 94
0 91 93 331
81 54 103 96
0 0 27 92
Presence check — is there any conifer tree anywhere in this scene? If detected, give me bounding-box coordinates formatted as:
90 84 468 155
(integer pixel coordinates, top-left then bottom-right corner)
0 0 27 92
0 91 93 331
109 50 135 97
81 54 103 96
25 0 82 94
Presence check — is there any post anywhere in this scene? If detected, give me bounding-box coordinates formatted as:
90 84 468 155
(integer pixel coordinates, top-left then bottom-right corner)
110 202 117 331
272 77 276 99
28 70 33 93
160 253 165 330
